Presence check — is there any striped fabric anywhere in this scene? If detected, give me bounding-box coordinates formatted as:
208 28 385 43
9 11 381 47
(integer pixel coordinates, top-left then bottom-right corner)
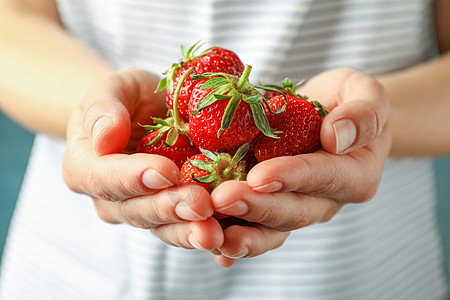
0 0 449 299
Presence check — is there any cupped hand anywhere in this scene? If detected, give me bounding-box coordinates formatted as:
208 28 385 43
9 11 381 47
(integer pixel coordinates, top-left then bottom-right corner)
63 69 223 251
211 68 392 267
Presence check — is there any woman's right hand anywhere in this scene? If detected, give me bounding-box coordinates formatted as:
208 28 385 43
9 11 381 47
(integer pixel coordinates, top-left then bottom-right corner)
62 69 224 251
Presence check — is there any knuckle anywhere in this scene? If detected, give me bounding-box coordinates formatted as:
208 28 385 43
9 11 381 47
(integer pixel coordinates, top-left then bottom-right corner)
119 201 154 229
85 159 124 202
252 206 278 226
286 195 315 231
147 201 169 225
114 159 141 197
86 171 116 202
290 200 314 230
303 156 342 195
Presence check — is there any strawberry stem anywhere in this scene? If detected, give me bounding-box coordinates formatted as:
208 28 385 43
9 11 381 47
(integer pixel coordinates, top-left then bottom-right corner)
236 65 252 90
173 66 194 128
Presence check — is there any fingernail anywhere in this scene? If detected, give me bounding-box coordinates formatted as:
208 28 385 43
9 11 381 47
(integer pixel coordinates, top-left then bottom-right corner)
142 169 175 189
175 201 204 221
222 248 249 259
251 181 283 193
92 116 112 143
216 200 248 216
189 233 206 250
333 119 357 154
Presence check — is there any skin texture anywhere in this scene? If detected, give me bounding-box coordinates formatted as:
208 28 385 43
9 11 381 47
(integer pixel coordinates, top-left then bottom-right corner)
0 0 450 268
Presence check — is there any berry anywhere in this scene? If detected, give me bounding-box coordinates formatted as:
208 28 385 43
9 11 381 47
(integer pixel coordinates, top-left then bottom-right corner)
253 92 328 162
137 67 199 168
179 144 250 219
157 42 244 122
180 143 249 192
137 129 199 168
188 65 281 152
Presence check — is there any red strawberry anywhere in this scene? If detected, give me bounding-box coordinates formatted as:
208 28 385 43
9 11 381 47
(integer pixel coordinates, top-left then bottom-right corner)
137 67 199 168
137 130 199 168
157 42 244 122
188 65 281 153
180 143 249 191
253 92 327 162
180 144 250 219
179 153 213 191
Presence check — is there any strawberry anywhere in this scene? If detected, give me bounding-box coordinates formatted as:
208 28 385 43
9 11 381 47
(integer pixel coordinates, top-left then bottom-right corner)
137 67 199 168
180 143 250 219
188 65 282 153
180 143 249 192
137 130 199 168
157 42 244 122
253 79 328 162
179 153 214 192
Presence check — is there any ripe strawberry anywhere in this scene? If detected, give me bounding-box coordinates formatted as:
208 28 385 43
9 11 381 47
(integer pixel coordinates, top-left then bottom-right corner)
253 82 328 162
137 130 199 168
137 67 199 168
157 42 244 122
179 153 214 191
180 143 249 191
188 65 282 153
180 144 250 219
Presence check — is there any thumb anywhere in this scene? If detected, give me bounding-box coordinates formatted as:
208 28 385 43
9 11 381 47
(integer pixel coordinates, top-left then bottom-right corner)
83 97 131 155
79 71 137 155
320 98 384 154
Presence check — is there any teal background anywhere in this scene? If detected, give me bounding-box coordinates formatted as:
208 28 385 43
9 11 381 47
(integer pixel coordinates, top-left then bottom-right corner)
0 111 449 282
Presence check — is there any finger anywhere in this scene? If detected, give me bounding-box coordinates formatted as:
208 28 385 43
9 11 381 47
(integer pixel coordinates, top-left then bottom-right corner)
151 217 224 251
301 68 390 154
212 181 342 231
246 126 390 203
79 69 166 155
213 223 289 267
321 98 387 155
93 184 214 228
213 255 238 268
63 141 180 201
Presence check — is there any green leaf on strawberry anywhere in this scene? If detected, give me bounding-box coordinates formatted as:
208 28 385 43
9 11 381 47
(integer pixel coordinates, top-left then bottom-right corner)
181 143 250 192
190 64 285 140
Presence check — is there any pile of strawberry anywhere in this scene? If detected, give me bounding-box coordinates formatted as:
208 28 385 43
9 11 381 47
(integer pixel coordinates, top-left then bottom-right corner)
137 42 328 214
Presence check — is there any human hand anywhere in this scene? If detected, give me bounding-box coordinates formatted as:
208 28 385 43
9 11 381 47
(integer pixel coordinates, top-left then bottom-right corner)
210 68 391 267
63 69 223 251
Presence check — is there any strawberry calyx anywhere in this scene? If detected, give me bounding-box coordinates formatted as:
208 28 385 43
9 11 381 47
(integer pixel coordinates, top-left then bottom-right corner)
189 143 250 192
262 77 308 98
156 41 212 92
140 67 195 147
191 64 286 139
311 100 329 118
263 77 328 118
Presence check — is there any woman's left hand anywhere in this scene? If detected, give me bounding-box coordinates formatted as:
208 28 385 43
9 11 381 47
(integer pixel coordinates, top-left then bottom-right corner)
210 68 392 267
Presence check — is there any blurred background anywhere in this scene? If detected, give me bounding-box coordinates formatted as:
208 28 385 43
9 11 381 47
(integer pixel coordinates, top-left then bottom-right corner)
1 111 449 282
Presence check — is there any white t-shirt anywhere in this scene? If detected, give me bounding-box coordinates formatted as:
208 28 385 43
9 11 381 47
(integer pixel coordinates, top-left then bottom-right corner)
1 0 448 299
